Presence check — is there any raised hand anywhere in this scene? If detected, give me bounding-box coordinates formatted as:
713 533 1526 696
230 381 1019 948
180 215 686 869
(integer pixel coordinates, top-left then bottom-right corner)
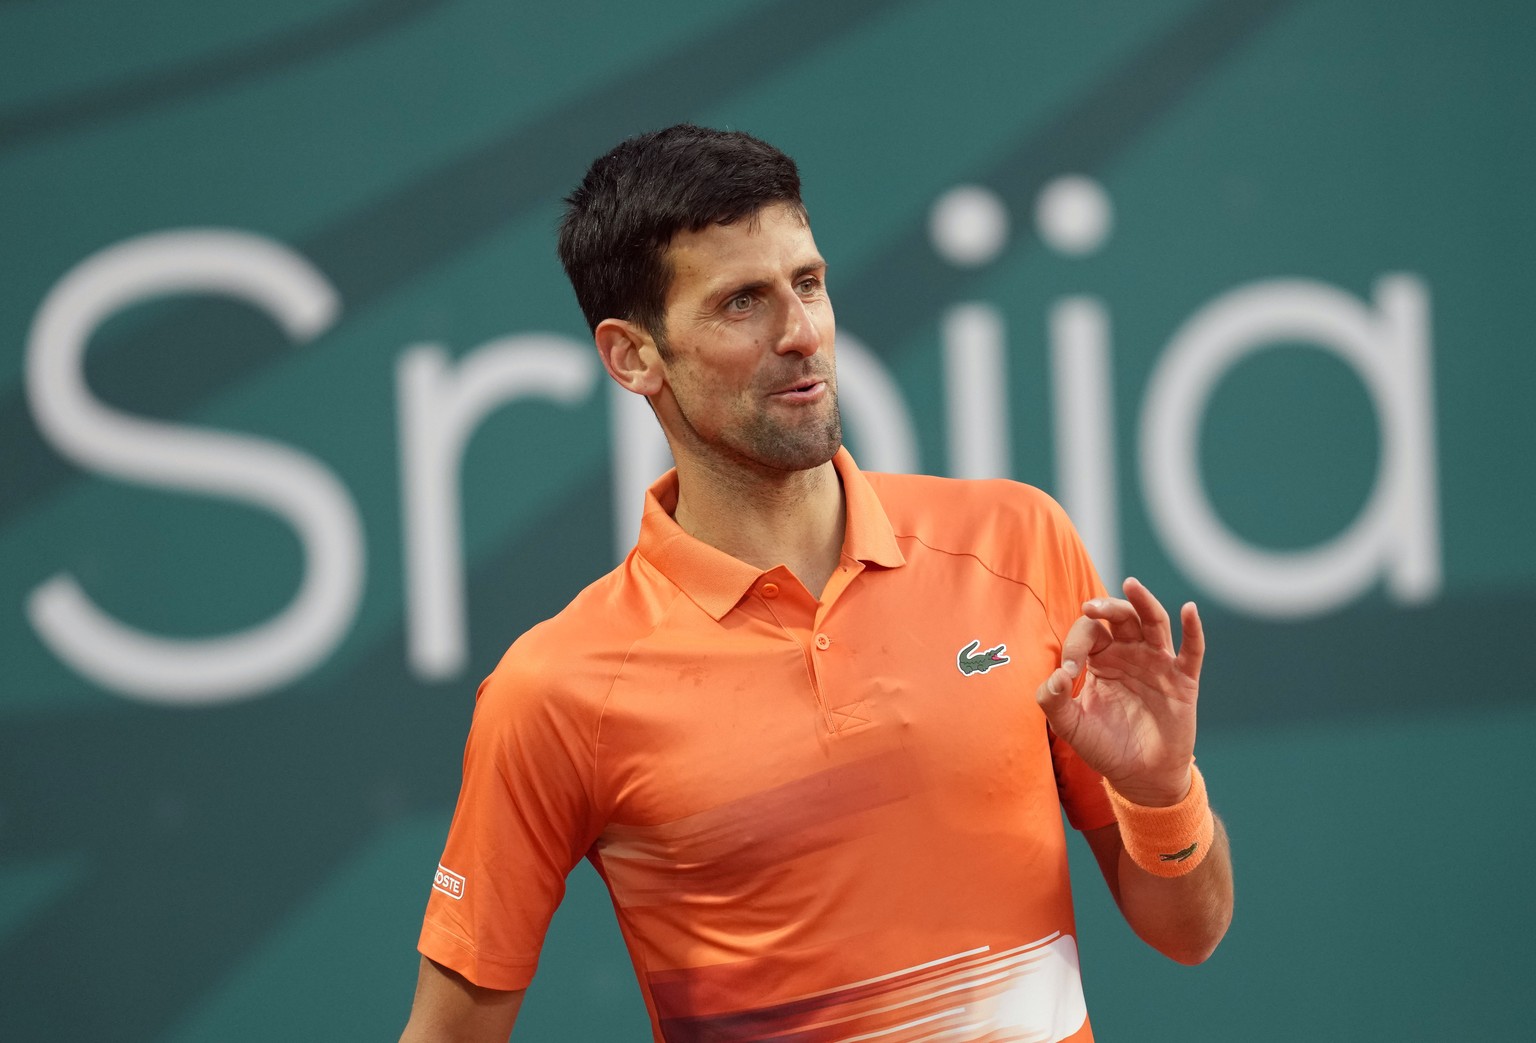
1034 577 1205 807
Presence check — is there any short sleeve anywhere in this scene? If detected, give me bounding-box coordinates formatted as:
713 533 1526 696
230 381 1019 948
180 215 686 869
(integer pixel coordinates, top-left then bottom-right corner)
417 648 602 990
1050 732 1116 832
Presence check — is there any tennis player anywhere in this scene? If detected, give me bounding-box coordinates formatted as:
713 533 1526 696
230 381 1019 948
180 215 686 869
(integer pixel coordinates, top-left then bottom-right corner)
400 124 1232 1043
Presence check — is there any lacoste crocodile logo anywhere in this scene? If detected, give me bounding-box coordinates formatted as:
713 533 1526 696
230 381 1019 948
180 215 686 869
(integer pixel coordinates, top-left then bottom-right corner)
957 639 1010 676
1160 843 1200 863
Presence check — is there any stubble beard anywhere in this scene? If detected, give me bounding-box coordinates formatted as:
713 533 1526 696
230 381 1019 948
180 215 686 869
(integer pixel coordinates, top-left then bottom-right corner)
737 390 843 473
674 379 844 477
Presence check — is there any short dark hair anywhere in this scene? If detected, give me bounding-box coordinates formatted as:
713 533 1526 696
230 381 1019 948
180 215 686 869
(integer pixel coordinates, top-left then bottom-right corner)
557 124 806 343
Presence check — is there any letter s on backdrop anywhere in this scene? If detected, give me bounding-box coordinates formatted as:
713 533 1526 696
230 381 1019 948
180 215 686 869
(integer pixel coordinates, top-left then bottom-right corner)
25 229 364 706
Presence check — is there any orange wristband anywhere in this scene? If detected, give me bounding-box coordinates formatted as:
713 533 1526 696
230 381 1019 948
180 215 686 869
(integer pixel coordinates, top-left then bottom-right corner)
1105 764 1214 878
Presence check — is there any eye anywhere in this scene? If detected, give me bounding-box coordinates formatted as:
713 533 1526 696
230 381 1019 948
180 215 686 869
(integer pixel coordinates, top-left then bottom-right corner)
727 293 753 312
797 275 823 295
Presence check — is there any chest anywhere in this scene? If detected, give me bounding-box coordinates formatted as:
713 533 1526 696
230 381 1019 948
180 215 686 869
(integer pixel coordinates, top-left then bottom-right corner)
592 559 1066 842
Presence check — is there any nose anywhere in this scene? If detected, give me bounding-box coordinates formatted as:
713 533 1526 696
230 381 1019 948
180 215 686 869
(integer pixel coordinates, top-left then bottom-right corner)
776 292 823 358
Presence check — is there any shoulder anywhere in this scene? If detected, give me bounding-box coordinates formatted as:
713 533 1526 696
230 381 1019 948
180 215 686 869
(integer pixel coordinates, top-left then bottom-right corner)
475 552 679 729
860 471 1102 611
863 471 1078 552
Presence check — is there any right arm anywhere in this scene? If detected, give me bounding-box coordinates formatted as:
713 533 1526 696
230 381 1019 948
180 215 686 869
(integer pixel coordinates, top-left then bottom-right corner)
405 647 599 1040
399 956 525 1043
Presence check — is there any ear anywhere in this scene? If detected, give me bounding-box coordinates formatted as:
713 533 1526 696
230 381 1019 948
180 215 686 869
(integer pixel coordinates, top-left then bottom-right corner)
595 318 665 396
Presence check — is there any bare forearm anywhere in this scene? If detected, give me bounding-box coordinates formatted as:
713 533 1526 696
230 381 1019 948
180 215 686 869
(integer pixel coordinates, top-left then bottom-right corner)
1112 814 1233 965
400 956 525 1043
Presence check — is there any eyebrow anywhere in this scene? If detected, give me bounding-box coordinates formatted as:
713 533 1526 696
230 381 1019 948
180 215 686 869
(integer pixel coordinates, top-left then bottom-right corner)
792 259 828 282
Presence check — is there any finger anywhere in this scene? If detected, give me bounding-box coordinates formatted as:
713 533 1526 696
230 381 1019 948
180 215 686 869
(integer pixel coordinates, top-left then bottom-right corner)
1081 596 1143 644
1060 615 1112 675
1122 576 1173 652
1176 601 1206 680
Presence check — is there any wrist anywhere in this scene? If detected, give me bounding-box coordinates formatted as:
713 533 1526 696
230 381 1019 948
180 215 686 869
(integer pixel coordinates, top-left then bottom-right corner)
1105 763 1215 878
1105 764 1193 808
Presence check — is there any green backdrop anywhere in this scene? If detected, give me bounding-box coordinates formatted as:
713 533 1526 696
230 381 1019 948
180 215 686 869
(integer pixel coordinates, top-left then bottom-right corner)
3 1 1533 1039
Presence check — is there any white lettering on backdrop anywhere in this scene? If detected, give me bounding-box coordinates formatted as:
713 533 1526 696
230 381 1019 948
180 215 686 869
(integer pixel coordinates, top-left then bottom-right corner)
25 230 363 704
23 188 1443 702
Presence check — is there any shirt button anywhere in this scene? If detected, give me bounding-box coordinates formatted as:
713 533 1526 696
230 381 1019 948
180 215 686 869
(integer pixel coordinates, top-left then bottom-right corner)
814 633 831 650
760 582 780 599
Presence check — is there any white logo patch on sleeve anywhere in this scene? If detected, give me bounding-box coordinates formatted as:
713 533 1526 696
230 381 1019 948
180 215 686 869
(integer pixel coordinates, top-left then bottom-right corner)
433 864 466 900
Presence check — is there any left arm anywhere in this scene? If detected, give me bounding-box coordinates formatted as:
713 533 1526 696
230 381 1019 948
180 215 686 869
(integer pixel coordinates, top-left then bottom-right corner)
1084 814 1232 964
1036 577 1235 963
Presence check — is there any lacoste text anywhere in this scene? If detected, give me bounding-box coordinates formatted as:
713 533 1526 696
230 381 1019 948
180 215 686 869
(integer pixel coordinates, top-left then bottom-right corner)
433 865 466 900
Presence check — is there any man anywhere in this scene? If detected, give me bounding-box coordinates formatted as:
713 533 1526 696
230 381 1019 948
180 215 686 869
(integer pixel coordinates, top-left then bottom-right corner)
400 124 1232 1042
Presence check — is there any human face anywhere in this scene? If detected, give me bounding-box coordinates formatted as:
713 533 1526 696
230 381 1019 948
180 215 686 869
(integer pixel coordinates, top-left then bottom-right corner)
654 203 840 477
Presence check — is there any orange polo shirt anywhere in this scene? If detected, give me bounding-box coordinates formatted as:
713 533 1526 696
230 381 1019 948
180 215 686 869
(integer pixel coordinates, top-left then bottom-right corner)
419 449 1115 1042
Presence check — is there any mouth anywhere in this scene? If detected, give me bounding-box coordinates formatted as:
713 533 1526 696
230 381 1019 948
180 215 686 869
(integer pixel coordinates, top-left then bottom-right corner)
768 368 829 396
769 378 827 402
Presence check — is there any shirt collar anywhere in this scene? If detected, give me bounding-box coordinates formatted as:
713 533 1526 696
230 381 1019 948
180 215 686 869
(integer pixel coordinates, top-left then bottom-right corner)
636 447 906 620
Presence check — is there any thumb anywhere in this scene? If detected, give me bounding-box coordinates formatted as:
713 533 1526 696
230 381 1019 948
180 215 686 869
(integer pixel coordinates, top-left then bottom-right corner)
1035 658 1083 730
1036 615 1107 731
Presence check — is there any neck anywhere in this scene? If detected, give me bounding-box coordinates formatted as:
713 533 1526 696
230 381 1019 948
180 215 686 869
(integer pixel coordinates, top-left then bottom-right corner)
672 455 846 599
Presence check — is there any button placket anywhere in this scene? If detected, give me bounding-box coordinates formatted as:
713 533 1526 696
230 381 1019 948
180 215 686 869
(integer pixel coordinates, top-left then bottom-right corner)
757 578 836 732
